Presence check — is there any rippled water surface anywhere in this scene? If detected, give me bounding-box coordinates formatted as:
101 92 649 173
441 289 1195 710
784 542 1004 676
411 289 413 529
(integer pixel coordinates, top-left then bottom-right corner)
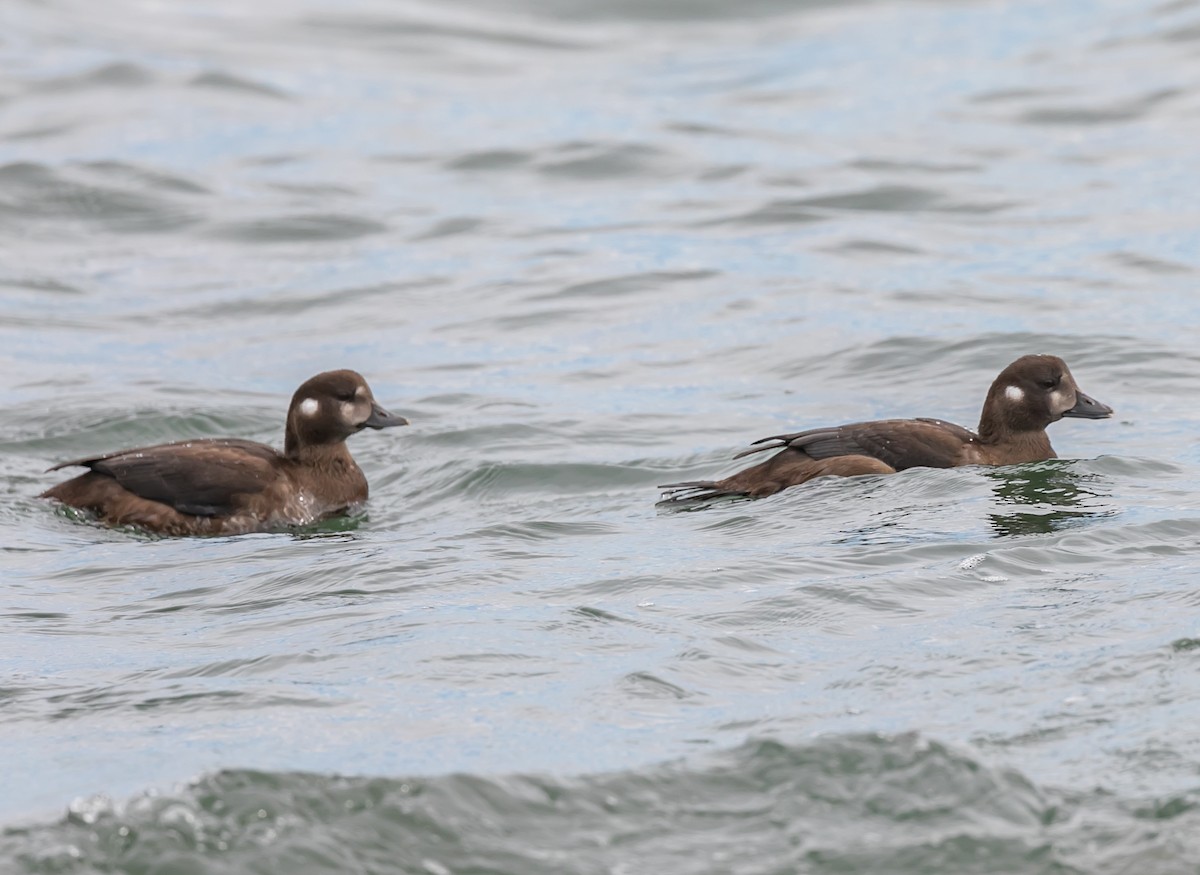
5 0 1200 871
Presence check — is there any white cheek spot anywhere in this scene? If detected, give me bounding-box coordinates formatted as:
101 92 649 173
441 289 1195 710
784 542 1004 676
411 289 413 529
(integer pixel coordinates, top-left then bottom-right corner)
341 401 355 419
299 398 319 417
1004 385 1025 403
1051 389 1070 412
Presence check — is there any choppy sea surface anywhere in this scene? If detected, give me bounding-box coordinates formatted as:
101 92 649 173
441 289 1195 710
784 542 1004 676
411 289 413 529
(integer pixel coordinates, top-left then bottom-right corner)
4 0 1200 871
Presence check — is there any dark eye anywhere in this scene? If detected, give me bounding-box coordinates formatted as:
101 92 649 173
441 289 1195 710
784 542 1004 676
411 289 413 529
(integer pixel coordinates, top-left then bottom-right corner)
335 390 355 402
1039 379 1056 389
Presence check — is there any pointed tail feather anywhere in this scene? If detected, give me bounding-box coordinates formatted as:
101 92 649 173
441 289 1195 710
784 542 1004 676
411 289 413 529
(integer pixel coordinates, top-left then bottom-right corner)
732 438 790 460
656 480 750 506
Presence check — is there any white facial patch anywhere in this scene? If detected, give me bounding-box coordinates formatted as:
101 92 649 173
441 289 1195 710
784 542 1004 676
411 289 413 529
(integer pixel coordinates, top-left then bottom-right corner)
341 401 355 420
1050 389 1071 414
1004 385 1025 403
299 397 319 417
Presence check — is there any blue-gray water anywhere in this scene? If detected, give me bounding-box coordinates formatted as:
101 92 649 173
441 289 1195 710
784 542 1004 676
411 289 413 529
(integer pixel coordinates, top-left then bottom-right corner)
4 0 1200 871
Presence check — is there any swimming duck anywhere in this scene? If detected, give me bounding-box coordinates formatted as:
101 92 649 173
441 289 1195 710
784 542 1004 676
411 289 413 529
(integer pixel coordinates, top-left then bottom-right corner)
41 369 408 535
659 354 1112 503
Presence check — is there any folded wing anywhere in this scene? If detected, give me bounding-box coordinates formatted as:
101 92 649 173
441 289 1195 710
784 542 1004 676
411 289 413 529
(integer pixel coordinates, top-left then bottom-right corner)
736 417 977 471
49 438 280 516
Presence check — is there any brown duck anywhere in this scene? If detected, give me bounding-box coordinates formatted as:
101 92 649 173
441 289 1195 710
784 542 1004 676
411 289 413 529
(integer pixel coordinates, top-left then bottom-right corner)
41 369 408 535
659 354 1112 503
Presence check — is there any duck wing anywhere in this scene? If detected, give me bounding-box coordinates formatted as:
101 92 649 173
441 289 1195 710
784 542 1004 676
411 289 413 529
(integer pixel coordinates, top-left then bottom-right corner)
734 417 977 471
48 438 281 516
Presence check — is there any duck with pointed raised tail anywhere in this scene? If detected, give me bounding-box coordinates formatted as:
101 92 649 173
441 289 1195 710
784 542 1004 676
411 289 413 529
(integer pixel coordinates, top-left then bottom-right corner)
659 355 1113 504
42 369 408 536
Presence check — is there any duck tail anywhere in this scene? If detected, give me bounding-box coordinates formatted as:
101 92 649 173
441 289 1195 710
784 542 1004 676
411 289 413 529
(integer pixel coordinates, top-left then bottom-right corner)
655 479 749 506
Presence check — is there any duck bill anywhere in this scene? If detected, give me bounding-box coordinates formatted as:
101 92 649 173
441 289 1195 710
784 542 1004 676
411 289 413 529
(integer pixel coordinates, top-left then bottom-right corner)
364 403 409 429
1062 390 1113 419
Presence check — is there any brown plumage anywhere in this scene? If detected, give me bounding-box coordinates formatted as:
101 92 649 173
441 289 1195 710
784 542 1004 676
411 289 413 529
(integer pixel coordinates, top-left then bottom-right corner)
659 354 1113 504
41 369 408 536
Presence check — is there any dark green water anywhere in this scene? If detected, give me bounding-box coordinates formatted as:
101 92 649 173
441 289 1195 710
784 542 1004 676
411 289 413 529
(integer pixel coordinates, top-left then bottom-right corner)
4 0 1200 872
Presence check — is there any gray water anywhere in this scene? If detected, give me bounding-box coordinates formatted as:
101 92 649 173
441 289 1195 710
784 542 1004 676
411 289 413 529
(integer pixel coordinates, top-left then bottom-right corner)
5 0 1200 871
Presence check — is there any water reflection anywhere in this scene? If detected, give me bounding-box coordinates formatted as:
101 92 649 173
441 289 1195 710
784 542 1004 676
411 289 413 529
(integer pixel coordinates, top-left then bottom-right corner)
985 461 1109 537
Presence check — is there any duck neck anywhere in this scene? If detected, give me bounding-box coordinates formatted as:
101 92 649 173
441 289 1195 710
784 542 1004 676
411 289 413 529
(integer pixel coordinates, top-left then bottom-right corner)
977 412 1055 460
285 420 302 458
976 409 1007 446
285 438 357 470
